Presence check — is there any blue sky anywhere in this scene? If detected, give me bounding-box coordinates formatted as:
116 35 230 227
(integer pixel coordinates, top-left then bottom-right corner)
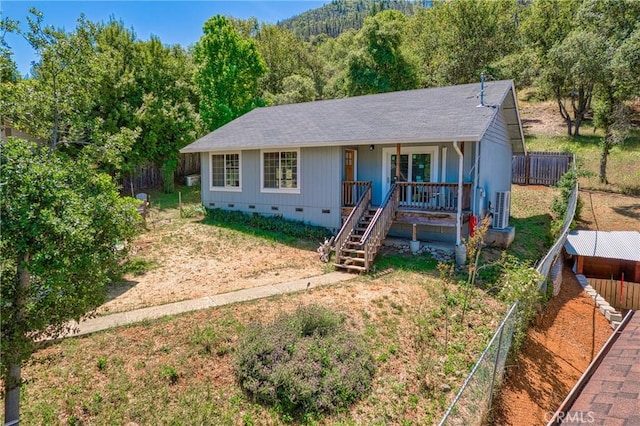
1 1 330 76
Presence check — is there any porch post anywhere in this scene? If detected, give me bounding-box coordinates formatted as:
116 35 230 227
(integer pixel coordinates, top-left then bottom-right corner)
452 141 464 246
395 143 401 182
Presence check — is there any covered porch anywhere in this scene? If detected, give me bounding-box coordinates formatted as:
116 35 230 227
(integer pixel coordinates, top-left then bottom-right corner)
341 181 472 227
333 180 471 272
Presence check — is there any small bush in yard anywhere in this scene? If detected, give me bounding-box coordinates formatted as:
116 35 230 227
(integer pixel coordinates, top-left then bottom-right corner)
234 304 375 418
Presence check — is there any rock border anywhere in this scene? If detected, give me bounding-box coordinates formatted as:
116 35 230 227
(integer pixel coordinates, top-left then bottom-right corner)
575 274 624 329
382 239 455 263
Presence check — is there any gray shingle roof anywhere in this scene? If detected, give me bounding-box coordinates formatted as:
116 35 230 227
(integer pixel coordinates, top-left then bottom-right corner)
181 80 525 153
565 230 640 262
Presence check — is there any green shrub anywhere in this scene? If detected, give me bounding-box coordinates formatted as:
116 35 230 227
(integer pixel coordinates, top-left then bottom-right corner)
550 169 582 238
96 357 107 371
160 365 179 385
233 304 375 418
206 208 332 241
496 254 544 352
181 203 206 218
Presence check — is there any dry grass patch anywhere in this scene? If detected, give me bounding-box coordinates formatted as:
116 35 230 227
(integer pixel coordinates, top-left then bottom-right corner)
19 268 506 425
101 213 325 315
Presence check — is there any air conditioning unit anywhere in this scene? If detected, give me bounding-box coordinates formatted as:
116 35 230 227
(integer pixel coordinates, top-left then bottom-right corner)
185 174 201 187
492 191 511 229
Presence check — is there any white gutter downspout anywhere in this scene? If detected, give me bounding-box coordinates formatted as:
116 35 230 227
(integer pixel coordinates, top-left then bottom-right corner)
453 141 463 246
474 142 480 217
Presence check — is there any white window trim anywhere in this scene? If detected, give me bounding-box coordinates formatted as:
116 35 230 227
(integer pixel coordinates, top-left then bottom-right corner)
210 151 242 192
260 148 301 194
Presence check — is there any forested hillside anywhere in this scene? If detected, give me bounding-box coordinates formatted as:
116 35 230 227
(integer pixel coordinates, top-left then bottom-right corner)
277 0 421 40
2 0 639 189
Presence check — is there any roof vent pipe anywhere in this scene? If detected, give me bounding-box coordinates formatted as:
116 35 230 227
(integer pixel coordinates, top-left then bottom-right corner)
478 73 486 107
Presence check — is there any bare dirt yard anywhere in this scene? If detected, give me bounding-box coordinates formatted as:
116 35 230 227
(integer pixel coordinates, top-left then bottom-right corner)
99 207 326 314
579 190 640 232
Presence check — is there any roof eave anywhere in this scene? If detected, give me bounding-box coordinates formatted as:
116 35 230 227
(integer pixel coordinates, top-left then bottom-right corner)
475 81 526 155
180 135 483 153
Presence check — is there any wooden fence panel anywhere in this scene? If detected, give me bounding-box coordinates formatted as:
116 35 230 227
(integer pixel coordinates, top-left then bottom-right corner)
176 153 201 177
588 278 640 310
512 152 573 186
119 153 201 194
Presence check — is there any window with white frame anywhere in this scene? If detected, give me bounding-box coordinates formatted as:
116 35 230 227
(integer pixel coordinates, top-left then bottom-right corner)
262 150 299 192
210 152 241 190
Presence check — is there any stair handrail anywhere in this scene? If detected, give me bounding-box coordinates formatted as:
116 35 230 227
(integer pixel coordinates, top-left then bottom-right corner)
359 184 400 271
333 182 372 260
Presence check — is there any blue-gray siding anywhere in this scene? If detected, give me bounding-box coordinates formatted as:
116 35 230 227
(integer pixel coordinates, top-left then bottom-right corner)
477 106 513 217
199 108 514 242
201 146 343 231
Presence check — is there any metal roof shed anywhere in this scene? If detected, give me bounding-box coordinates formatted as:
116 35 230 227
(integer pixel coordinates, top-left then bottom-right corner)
564 230 640 282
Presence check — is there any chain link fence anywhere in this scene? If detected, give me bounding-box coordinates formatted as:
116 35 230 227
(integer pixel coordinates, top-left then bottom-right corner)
439 163 579 425
438 301 519 426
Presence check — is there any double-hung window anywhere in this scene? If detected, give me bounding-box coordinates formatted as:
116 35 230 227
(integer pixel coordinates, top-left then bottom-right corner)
210 152 241 191
261 150 299 193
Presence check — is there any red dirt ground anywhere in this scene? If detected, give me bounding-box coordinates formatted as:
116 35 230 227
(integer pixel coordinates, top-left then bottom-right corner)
487 267 612 425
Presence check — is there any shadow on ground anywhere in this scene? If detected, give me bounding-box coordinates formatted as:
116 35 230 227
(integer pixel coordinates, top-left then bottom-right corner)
612 203 640 219
105 280 139 303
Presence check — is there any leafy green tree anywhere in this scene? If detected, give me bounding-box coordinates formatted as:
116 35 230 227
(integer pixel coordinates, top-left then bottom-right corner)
0 139 140 423
0 16 20 83
573 0 640 183
1 17 21 139
315 29 358 98
346 10 418 96
19 8 97 153
266 74 317 105
256 24 321 102
519 0 581 59
134 37 201 192
89 19 141 136
194 15 266 130
490 0 581 88
544 30 607 136
410 0 517 86
612 26 640 97
87 22 202 191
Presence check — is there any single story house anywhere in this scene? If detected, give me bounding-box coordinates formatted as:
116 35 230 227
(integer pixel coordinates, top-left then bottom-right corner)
565 230 640 282
181 80 526 271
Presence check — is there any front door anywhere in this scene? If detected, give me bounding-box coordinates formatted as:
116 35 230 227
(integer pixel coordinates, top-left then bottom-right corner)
344 149 355 181
382 146 439 200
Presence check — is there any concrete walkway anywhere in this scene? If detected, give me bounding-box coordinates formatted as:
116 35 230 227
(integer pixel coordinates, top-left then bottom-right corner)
68 271 356 337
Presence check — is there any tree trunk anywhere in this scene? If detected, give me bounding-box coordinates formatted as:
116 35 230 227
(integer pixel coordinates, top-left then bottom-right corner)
599 138 610 184
4 364 21 424
574 115 582 137
556 96 573 136
4 254 31 424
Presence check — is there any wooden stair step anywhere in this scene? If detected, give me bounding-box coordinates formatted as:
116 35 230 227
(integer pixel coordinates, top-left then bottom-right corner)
338 256 365 264
334 263 367 272
341 249 365 255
